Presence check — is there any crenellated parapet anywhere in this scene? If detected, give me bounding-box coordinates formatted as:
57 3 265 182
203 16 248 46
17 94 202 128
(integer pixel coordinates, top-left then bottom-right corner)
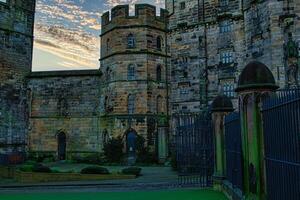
101 4 168 34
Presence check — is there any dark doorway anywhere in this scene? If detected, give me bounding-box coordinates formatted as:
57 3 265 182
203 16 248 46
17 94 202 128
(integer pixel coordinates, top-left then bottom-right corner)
57 132 66 160
126 129 137 165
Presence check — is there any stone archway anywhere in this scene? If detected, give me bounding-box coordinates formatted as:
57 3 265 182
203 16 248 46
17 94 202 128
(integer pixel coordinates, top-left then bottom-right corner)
57 132 66 160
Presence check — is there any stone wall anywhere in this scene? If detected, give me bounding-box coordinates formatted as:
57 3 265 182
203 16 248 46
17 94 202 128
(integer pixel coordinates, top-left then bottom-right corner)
0 0 35 154
28 70 102 159
166 0 300 115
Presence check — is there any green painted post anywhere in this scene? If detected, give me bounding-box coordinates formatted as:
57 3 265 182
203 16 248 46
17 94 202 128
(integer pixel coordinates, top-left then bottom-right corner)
236 61 279 200
211 95 233 191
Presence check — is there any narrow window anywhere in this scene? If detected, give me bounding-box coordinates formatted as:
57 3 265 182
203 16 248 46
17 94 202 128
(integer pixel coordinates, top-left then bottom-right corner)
106 38 110 52
157 65 162 81
104 96 109 111
157 95 163 113
127 34 135 48
128 94 135 114
180 2 186 10
157 36 162 50
106 67 111 81
127 64 135 80
103 129 109 144
0 0 7 3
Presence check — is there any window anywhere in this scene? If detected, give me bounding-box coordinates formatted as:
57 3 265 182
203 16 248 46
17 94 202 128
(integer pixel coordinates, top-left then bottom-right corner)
157 65 162 81
127 34 135 48
223 84 235 97
106 67 111 81
106 38 110 52
128 95 135 114
102 129 109 144
180 87 189 95
1 32 9 47
219 0 229 7
220 20 233 33
157 36 162 50
157 95 163 113
0 0 7 3
104 96 109 111
220 51 234 64
180 2 185 10
127 64 135 80
57 97 68 117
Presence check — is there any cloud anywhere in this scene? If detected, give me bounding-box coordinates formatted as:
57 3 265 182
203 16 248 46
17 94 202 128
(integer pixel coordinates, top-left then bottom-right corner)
34 23 99 68
33 0 165 70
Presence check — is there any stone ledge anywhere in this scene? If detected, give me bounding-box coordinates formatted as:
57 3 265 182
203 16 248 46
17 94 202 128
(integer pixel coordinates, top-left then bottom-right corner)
0 166 135 183
15 172 135 183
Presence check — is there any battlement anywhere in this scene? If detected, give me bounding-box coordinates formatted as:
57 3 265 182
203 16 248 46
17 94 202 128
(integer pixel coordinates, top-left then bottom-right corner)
101 4 168 30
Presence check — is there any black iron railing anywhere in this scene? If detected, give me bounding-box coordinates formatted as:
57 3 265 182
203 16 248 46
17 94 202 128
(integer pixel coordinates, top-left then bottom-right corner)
175 113 214 187
262 88 300 200
224 112 243 191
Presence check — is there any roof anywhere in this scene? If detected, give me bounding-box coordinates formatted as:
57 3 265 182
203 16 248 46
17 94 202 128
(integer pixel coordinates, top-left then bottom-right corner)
236 61 279 92
211 95 234 112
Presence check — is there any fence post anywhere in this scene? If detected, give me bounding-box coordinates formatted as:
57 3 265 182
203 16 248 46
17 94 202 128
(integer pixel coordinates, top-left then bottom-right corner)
211 95 234 190
235 61 279 200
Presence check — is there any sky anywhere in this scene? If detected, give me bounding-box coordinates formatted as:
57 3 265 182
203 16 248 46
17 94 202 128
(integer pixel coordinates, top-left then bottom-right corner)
32 0 165 71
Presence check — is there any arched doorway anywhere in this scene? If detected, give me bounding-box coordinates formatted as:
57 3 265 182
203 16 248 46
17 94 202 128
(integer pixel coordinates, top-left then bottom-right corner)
57 132 66 160
126 128 137 165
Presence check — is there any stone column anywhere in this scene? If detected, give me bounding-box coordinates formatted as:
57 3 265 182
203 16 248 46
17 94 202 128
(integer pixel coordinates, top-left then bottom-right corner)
211 95 234 190
236 61 279 200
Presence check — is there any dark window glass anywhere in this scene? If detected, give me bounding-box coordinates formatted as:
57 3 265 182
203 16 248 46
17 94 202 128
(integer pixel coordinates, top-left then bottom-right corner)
157 65 162 81
157 36 162 50
128 95 135 114
127 64 135 80
180 2 185 10
220 20 233 33
220 51 234 64
127 34 135 48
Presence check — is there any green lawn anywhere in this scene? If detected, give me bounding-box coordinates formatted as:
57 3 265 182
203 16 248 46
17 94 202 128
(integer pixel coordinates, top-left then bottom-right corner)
0 190 228 200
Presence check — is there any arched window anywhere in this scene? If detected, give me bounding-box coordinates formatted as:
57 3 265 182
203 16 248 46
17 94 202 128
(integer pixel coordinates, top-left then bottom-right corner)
156 65 162 81
127 64 135 80
128 94 135 114
157 36 162 50
127 34 135 48
157 95 163 113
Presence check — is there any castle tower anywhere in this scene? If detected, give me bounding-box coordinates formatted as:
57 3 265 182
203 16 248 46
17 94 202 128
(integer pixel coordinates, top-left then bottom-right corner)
100 4 169 162
0 0 36 156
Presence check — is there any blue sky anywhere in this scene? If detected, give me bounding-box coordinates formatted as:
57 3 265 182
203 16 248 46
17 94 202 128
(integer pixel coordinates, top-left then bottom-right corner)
32 0 165 71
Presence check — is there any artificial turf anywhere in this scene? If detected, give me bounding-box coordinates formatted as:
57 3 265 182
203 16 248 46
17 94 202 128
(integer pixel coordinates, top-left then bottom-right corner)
0 189 228 200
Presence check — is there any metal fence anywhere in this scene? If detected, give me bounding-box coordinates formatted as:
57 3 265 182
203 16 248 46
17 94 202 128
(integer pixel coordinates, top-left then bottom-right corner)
175 113 214 187
262 88 300 200
224 112 243 191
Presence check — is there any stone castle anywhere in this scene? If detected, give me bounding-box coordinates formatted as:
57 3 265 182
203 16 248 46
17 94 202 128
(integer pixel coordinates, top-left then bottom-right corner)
0 0 299 162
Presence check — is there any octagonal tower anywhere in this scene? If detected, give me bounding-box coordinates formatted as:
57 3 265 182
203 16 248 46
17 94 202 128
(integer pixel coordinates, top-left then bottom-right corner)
99 4 169 161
